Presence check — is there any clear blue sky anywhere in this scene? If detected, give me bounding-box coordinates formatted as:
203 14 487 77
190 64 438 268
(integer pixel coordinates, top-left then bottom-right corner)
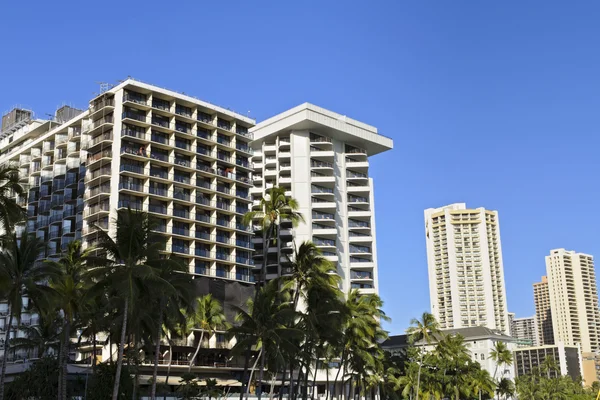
2 1 599 334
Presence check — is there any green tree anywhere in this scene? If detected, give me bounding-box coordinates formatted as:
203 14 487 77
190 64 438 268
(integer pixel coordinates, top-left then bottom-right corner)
46 240 91 400
405 312 440 400
187 294 229 372
9 314 61 360
241 186 303 399
242 186 304 288
230 280 302 400
489 341 513 382
149 260 195 400
0 164 26 232
496 378 515 400
0 232 56 399
469 368 495 400
540 356 559 379
87 208 166 400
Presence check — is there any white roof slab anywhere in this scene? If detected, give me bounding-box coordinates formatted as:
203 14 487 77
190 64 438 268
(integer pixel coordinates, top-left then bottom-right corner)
251 103 393 156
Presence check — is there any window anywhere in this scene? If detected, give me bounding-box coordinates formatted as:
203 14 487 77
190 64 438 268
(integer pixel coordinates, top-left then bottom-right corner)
481 354 485 361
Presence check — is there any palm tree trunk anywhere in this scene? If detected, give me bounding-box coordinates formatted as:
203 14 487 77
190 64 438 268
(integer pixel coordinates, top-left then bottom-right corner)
332 350 346 400
479 389 482 400
240 225 273 400
278 367 288 400
189 330 205 372
311 363 318 400
289 362 295 400
257 345 266 400
151 304 164 400
132 333 140 400
415 351 423 400
325 364 330 400
112 297 129 400
163 339 173 400
0 308 14 400
61 319 71 400
92 327 97 374
246 348 264 399
58 325 65 400
269 372 276 400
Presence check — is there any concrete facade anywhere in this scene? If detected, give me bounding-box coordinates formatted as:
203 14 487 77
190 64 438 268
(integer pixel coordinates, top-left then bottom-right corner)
533 276 555 345
424 203 510 334
249 104 393 296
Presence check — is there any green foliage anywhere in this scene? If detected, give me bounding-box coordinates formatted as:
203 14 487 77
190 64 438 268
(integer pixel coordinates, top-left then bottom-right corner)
515 369 596 400
86 362 134 400
5 357 60 400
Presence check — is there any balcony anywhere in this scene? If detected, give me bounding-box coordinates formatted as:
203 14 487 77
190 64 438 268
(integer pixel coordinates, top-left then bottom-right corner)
311 160 333 169
122 111 147 123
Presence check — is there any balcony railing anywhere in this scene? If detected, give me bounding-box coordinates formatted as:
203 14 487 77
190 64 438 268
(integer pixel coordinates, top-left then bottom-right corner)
311 185 333 194
311 160 333 168
312 212 335 220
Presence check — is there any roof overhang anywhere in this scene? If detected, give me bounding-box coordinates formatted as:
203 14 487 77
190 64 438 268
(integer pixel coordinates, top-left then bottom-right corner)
251 103 393 156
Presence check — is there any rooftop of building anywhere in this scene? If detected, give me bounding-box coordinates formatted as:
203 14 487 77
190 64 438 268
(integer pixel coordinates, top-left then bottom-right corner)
100 78 256 125
250 102 393 156
382 326 516 348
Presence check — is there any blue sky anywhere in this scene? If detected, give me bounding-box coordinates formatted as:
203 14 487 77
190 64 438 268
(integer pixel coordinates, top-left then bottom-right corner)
1 1 599 334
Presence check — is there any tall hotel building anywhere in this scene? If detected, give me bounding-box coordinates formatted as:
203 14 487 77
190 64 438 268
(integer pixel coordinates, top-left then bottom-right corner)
0 79 257 362
0 80 391 384
533 276 554 345
424 203 509 334
250 104 393 295
545 249 600 354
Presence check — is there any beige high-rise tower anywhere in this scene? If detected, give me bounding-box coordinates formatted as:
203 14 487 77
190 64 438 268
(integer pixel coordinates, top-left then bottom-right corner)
545 249 600 353
424 203 509 334
533 276 555 345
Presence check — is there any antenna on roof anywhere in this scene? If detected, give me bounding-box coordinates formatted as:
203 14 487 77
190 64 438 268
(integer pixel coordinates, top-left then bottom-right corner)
96 82 114 94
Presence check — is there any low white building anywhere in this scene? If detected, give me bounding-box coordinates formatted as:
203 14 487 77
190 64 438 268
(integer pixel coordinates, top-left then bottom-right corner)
382 326 518 382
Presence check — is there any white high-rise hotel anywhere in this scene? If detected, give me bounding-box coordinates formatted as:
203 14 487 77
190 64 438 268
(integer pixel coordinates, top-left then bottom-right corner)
424 203 509 334
0 80 392 388
250 104 393 294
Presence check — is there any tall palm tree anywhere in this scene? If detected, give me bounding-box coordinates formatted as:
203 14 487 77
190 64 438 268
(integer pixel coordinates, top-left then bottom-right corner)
87 207 166 400
469 368 495 400
243 186 304 288
335 290 388 400
406 312 440 400
0 164 26 232
0 231 56 399
230 280 302 400
187 294 229 372
9 313 61 359
281 241 341 399
241 186 303 399
540 355 558 379
149 260 195 400
489 341 513 381
496 378 515 400
46 240 91 400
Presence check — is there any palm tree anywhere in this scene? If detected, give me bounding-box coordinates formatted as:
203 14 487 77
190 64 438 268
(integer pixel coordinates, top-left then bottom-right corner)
469 368 495 400
515 375 538 400
243 186 304 288
0 164 26 232
46 240 91 400
281 241 341 399
489 341 513 381
405 312 440 400
187 294 229 372
540 355 558 379
0 231 56 399
9 313 61 359
241 187 303 399
496 378 515 400
230 280 302 400
149 260 195 400
87 207 166 400
335 290 388 400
